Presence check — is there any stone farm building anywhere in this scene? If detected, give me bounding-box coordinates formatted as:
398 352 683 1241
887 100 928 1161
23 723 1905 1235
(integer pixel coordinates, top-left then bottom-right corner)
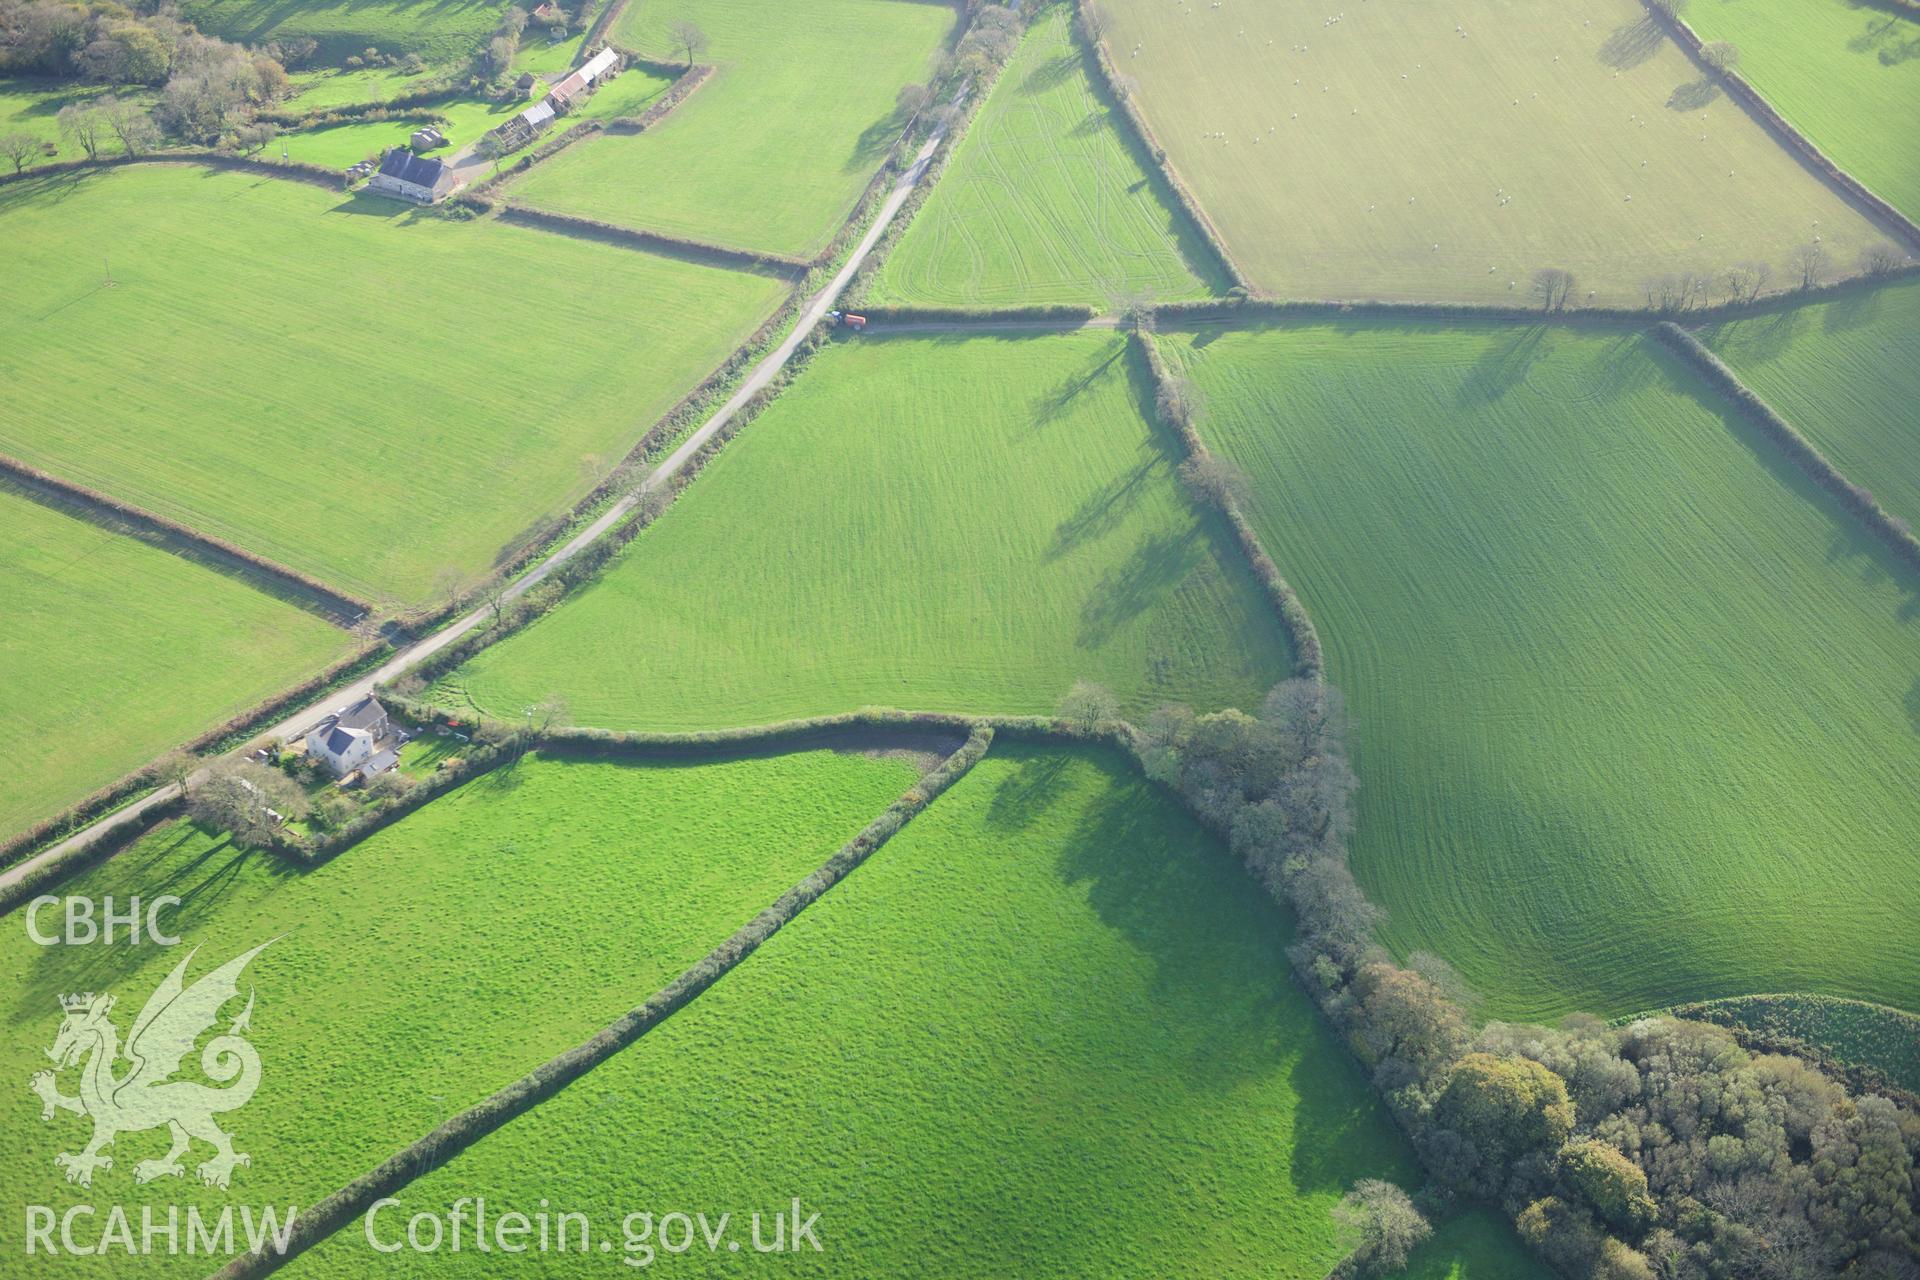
488 47 619 151
367 149 458 204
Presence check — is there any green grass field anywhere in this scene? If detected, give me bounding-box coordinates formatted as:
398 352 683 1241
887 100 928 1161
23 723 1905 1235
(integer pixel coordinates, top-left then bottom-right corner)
511 0 953 258
1700 277 1920 532
286 65 440 110
1688 0 1920 225
0 486 350 841
290 746 1419 1277
0 78 155 156
435 333 1291 728
1101 0 1888 304
0 165 786 608
869 7 1219 307
1162 322 1920 1021
1395 1210 1555 1280
0 748 916 1272
179 0 506 65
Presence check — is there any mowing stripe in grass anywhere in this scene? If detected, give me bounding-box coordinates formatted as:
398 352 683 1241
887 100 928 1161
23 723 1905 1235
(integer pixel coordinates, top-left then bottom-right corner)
209 725 993 1279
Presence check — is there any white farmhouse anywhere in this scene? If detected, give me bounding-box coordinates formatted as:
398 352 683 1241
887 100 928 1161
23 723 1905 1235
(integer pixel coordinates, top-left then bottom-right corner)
305 696 397 778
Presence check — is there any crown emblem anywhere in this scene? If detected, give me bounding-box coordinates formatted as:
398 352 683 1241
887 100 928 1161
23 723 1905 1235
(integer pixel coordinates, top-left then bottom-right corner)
59 992 96 1012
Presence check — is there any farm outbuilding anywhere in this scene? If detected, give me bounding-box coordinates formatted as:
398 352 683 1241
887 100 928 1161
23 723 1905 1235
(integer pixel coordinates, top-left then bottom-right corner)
366 149 460 204
545 47 619 112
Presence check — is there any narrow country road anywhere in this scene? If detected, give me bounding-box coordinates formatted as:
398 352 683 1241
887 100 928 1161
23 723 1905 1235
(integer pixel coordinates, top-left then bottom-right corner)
0 112 958 896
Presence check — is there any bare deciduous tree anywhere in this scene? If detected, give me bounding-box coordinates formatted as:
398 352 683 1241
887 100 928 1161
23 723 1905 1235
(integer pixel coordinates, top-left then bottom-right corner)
0 130 36 173
58 103 103 161
1531 267 1577 312
1699 40 1738 71
1178 453 1250 510
1721 260 1771 304
1858 242 1903 276
188 760 309 848
1790 241 1831 290
668 20 708 67
97 94 159 156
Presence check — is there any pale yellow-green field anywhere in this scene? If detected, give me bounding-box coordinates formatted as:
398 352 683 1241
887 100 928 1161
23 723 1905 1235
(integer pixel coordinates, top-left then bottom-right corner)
1102 0 1895 304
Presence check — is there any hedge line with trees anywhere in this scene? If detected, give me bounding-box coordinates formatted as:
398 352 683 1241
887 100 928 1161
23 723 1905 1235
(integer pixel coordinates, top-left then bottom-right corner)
1653 322 1920 578
1069 0 1247 293
844 303 1098 324
1137 680 1918 1280
498 201 809 274
1132 331 1323 677
207 724 995 1280
1640 0 1920 256
0 452 370 624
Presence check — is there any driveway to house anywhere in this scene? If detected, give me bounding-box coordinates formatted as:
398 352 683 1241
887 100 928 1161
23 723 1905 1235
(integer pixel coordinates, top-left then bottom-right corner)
0 106 961 896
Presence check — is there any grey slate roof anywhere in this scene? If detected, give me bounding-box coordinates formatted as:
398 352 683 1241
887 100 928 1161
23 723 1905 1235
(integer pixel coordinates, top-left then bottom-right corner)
336 695 388 733
321 725 365 756
376 149 450 189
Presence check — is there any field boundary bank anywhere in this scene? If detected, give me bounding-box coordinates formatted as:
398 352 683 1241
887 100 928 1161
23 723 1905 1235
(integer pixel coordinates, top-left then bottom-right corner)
0 639 388 883
1133 331 1323 678
843 28 1014 308
1616 993 1920 1102
0 453 371 627
494 203 809 276
1070 0 1248 294
207 725 996 1280
0 104 960 886
1654 321 1920 581
602 59 713 132
0 267 808 878
1641 0 1920 252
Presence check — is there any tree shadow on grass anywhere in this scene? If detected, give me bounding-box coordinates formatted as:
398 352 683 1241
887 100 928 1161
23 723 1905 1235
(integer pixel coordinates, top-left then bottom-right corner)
983 750 1076 832
1022 51 1080 94
1040 747 1398 1184
1077 526 1204 648
1047 457 1156 560
1030 343 1124 427
1667 76 1722 111
1454 324 1548 406
10 827 275 1027
1599 15 1664 71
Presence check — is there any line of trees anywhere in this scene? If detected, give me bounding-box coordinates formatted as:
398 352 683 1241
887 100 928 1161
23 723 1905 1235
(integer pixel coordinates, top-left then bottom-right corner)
0 0 298 161
1137 681 1918 1280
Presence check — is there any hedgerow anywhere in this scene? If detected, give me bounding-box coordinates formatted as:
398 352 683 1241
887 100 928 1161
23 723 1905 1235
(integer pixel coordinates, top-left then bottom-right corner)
209 724 993 1280
1132 331 1323 677
1653 321 1920 578
1640 0 1920 254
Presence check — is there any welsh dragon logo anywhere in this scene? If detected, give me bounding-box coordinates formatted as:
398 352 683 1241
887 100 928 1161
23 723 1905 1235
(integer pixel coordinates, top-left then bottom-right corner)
29 942 272 1190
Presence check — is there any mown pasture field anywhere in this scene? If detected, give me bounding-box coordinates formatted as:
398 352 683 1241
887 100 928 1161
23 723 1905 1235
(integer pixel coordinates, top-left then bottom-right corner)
178 0 505 65
0 486 350 842
0 165 787 608
285 65 439 110
511 0 953 258
869 7 1219 307
291 746 1420 1278
1687 0 1920 225
436 333 1292 729
1163 322 1920 1021
0 748 917 1273
1700 277 1920 532
1100 0 1890 304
